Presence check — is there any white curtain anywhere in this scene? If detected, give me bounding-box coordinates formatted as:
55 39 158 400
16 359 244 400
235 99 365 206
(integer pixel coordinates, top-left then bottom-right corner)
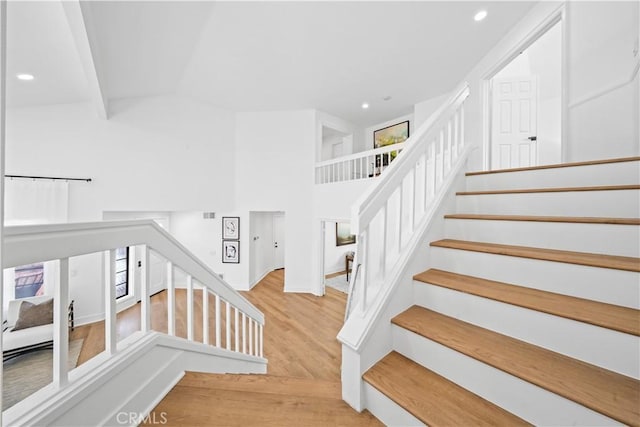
4 178 69 226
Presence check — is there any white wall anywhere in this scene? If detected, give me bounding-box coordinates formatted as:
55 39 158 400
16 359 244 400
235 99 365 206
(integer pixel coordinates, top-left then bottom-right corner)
316 111 359 162
414 93 450 129
324 221 355 275
414 1 639 170
235 110 318 294
6 96 237 324
566 1 639 161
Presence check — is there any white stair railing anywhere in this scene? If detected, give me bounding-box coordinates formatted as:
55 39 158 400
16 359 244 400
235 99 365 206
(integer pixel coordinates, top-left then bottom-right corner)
343 83 470 324
2 220 264 414
315 143 406 184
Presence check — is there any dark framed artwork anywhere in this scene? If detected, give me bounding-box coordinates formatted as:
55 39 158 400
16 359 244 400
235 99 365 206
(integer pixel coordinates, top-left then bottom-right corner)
222 240 240 264
336 223 356 247
222 217 240 240
374 120 410 149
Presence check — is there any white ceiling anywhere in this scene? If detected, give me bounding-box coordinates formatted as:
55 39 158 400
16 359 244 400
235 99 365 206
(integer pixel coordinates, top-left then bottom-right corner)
6 1 537 126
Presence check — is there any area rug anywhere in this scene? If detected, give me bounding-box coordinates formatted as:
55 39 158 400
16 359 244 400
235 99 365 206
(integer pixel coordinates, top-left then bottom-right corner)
3 339 83 410
326 274 349 294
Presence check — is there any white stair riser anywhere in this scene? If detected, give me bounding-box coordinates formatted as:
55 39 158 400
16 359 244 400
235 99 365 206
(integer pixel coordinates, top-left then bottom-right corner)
444 219 640 257
456 190 640 217
430 247 640 309
392 326 622 426
363 383 424 427
465 161 640 191
414 282 640 378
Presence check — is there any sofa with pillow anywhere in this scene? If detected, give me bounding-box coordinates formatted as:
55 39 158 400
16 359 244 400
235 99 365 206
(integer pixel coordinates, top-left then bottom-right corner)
3 295 55 361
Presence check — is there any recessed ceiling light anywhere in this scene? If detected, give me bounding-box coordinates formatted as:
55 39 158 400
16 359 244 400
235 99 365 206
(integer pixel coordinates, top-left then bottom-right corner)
361 102 369 109
16 73 34 81
474 10 488 22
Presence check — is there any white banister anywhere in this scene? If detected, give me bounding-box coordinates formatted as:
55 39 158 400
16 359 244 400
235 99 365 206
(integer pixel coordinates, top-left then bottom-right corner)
53 257 70 388
104 250 117 355
249 318 253 356
342 82 470 326
259 324 264 358
140 245 151 333
166 261 175 336
186 274 194 341
315 142 406 184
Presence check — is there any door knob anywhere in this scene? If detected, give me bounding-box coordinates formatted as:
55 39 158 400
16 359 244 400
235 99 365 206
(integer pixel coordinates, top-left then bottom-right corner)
527 136 537 141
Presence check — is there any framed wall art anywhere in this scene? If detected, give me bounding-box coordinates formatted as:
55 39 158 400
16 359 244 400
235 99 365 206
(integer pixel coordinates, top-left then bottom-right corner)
222 240 240 264
336 222 356 247
222 217 240 240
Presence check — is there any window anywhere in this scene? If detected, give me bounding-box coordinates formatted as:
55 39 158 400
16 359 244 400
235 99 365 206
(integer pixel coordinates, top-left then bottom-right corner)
15 263 45 298
115 247 129 299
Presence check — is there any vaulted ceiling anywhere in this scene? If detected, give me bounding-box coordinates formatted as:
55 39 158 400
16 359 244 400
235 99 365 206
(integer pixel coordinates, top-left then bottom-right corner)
6 1 536 126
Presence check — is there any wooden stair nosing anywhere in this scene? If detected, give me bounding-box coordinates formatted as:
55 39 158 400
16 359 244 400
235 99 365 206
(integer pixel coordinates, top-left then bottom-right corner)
413 269 640 336
392 306 640 426
443 214 640 225
466 156 640 176
430 239 640 272
363 351 531 427
457 184 640 196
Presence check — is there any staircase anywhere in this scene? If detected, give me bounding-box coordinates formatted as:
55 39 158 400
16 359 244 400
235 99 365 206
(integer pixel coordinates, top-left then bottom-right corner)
361 157 640 426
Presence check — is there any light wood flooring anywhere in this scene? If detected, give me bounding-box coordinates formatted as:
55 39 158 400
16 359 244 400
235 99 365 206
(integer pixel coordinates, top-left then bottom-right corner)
72 270 379 425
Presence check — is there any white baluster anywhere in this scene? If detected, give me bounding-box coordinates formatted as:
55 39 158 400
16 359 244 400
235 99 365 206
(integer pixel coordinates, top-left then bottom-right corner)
254 321 259 356
202 287 209 345
380 203 388 278
259 323 264 358
140 245 151 333
104 250 117 355
460 104 465 151
53 257 70 387
438 130 445 187
234 307 239 352
398 185 404 253
166 261 175 336
186 274 194 341
242 313 247 354
430 141 437 198
215 294 221 347
446 120 453 172
249 318 254 355
411 165 417 232
225 300 231 351
453 110 460 159
360 230 368 312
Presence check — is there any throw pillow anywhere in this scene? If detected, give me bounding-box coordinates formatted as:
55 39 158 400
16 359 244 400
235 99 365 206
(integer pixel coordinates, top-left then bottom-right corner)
12 298 54 331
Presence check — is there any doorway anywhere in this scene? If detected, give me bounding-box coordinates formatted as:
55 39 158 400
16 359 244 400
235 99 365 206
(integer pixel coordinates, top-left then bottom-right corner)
488 18 563 169
321 219 355 296
248 211 285 288
273 213 285 270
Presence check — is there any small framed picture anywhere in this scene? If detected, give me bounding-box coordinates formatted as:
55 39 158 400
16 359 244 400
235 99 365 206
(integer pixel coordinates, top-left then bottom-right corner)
222 217 240 240
222 240 240 263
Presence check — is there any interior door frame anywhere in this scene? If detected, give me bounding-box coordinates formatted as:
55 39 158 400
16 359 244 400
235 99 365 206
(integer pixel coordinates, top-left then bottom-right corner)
481 3 568 171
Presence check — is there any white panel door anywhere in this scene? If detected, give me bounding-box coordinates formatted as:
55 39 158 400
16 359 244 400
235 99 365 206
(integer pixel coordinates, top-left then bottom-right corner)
273 213 285 270
491 76 538 169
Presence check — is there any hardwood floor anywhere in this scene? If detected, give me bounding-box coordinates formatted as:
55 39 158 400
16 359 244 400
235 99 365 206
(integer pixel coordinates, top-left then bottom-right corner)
137 270 380 426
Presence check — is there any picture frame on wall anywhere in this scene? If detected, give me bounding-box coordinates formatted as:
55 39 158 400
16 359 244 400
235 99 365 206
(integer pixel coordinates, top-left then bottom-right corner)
374 120 410 149
222 217 240 240
336 222 356 247
222 240 240 264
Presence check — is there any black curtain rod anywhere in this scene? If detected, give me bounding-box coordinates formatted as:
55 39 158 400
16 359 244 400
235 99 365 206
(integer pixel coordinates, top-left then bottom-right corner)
5 174 92 183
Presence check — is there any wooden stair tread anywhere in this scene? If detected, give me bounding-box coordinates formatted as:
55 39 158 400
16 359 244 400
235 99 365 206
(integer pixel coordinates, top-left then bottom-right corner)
392 306 640 426
363 351 530 427
430 239 640 272
444 214 640 225
180 372 341 399
413 269 640 336
457 184 640 196
466 156 640 176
